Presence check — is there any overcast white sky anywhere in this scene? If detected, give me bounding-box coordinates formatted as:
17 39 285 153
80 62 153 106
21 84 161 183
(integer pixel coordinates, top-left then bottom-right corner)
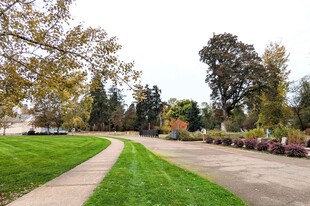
71 0 310 106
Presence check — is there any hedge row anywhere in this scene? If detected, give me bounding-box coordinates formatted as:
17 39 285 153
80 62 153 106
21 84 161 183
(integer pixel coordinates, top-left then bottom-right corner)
205 137 309 158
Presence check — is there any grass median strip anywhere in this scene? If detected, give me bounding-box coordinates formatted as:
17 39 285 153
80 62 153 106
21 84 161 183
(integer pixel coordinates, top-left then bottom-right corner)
85 138 247 206
0 135 110 206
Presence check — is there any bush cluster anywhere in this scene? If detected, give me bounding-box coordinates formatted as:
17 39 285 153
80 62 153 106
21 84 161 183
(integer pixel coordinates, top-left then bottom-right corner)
222 137 233 146
244 128 265 139
23 130 68 135
206 130 225 138
233 139 244 148
205 136 308 158
165 129 204 141
287 129 306 144
286 144 308 157
270 143 286 155
257 141 269 151
214 138 222 145
272 126 306 144
205 137 214 144
244 139 257 149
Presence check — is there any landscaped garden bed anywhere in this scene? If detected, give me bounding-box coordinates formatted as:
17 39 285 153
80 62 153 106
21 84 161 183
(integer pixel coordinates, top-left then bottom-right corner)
204 128 310 158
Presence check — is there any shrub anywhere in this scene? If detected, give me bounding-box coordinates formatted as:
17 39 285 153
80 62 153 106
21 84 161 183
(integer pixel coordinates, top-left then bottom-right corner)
286 144 308 158
160 125 171 134
244 139 257 149
213 138 222 145
268 138 279 144
306 139 310 148
257 141 269 151
222 137 233 146
272 126 290 141
304 128 310 135
287 129 306 144
191 131 204 141
207 130 225 138
270 143 285 155
178 129 191 141
224 119 240 132
205 137 214 144
244 128 265 139
233 139 244 148
177 130 204 141
27 130 36 135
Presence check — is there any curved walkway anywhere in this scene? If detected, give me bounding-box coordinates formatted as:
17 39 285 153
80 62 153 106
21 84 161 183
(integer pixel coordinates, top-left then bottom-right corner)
8 137 124 206
119 136 310 206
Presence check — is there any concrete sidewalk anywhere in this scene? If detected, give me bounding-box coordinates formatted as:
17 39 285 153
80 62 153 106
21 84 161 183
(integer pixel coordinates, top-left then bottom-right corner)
8 137 124 206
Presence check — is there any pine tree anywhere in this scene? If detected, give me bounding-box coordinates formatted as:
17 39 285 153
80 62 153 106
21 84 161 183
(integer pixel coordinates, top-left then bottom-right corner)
89 81 109 131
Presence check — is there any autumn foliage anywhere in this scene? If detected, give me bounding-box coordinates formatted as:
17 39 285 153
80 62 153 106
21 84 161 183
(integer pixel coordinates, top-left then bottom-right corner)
170 119 188 130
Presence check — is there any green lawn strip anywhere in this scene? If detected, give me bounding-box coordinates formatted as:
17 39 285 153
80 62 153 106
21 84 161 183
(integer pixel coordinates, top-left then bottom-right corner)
0 135 110 206
85 138 247 206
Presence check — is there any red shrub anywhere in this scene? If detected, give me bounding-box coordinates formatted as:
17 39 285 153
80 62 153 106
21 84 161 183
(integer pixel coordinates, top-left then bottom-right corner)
214 138 222 145
257 141 269 151
233 139 244 148
205 137 214 144
222 137 233 146
244 139 257 149
286 144 308 158
270 143 285 155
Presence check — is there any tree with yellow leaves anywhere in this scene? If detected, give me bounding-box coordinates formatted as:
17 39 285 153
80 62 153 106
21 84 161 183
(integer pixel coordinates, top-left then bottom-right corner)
258 42 292 128
0 0 141 121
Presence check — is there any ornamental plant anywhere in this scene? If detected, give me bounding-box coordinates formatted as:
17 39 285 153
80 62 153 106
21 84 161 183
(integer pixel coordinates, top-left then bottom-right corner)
170 119 188 130
287 129 306 144
205 137 214 144
214 138 222 145
286 144 308 158
257 141 269 151
270 143 285 155
244 128 265 139
233 139 244 148
244 139 257 149
222 137 233 146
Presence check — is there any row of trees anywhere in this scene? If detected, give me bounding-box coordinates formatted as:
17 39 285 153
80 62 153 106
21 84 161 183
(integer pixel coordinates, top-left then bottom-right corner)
199 33 310 132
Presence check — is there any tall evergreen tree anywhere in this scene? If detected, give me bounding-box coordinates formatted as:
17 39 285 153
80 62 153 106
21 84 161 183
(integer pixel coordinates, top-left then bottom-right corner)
108 86 125 131
134 84 163 129
89 80 109 131
187 101 202 132
123 104 138 131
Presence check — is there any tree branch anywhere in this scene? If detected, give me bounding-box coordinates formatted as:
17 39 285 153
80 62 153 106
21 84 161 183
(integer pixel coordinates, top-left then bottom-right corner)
0 0 20 16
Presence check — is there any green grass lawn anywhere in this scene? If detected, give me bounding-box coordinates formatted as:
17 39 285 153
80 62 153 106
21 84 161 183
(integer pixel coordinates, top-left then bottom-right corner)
85 138 247 206
0 135 110 206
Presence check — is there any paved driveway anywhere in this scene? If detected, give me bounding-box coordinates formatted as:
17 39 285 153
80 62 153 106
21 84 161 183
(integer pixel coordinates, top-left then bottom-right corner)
119 136 310 206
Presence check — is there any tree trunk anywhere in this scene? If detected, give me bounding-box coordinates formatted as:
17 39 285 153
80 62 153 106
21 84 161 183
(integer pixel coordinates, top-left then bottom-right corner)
221 109 228 132
294 108 305 130
3 124 6 136
221 122 227 132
